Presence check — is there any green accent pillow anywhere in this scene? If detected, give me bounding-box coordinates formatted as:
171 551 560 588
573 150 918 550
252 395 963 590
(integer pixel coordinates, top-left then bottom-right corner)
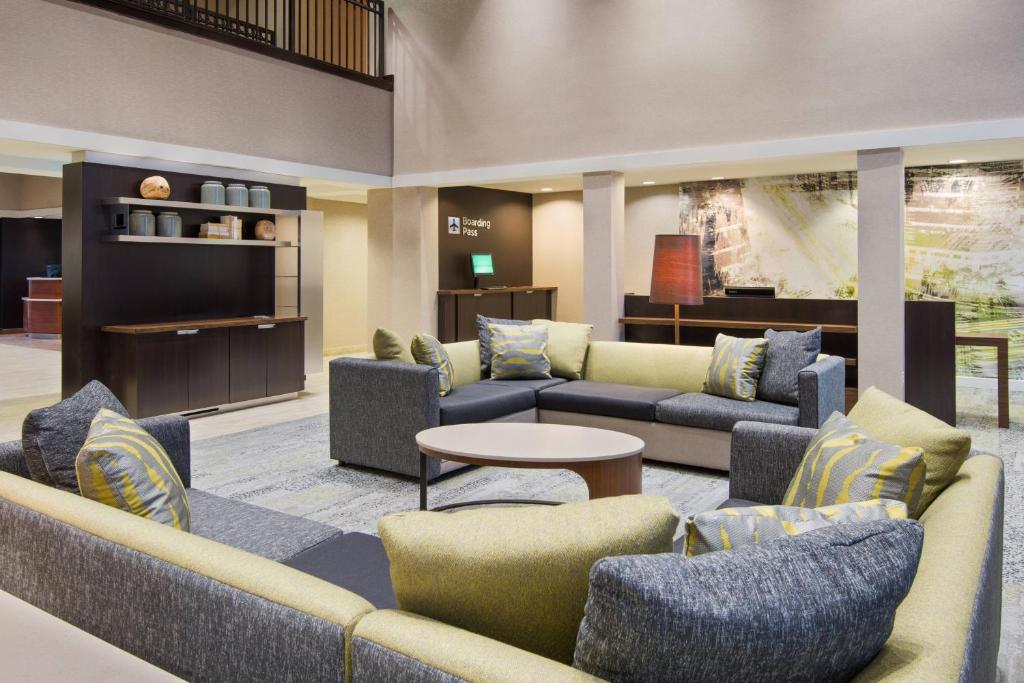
488 323 552 380
378 495 678 664
848 386 971 517
783 412 926 513
75 409 191 531
702 333 768 401
411 334 455 396
531 319 593 380
372 328 413 362
684 498 908 556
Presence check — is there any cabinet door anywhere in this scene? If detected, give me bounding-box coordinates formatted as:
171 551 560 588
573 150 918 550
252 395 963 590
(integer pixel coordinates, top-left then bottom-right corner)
266 322 305 396
455 293 513 341
136 332 190 418
187 327 230 410
229 325 268 403
512 290 551 321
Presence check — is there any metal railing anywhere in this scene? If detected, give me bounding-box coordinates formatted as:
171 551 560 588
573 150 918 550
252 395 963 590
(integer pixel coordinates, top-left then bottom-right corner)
76 0 389 88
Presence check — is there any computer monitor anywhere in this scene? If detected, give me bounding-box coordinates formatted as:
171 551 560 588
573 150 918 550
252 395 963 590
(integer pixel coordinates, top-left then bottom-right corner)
471 253 494 276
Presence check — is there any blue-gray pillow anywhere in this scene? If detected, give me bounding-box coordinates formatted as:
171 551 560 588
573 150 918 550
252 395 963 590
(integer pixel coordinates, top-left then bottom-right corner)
758 327 822 405
574 519 923 683
476 314 529 375
22 380 129 491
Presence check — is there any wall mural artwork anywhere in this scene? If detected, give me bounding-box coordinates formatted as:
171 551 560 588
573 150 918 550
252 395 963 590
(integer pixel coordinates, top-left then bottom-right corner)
677 162 1024 379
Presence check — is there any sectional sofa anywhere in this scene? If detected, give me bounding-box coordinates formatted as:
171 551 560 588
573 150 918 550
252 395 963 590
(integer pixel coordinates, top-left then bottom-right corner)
330 338 845 480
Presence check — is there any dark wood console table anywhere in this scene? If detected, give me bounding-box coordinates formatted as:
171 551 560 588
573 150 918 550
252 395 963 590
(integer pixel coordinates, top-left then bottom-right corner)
955 333 1009 428
101 316 306 418
437 286 557 343
22 277 62 337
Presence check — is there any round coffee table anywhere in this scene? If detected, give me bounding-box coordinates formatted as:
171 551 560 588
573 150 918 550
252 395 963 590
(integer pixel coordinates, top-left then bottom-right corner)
415 422 645 511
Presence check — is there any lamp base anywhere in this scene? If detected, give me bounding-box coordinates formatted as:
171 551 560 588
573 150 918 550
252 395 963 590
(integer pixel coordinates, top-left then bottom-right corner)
674 304 680 345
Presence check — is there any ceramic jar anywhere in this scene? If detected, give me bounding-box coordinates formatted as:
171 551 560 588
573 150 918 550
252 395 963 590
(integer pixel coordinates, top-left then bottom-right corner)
226 183 248 207
248 185 271 209
129 210 155 236
201 180 226 205
157 212 182 238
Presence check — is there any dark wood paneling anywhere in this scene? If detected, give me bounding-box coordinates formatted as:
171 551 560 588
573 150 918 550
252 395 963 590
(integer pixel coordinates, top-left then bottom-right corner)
187 328 230 409
136 333 189 418
454 292 513 342
23 299 62 335
0 219 61 329
229 325 268 403
512 290 552 321
438 187 533 290
266 322 305 396
905 300 956 425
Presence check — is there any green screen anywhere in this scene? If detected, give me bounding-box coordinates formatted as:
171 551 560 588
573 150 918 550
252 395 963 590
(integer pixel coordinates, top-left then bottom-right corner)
472 253 494 275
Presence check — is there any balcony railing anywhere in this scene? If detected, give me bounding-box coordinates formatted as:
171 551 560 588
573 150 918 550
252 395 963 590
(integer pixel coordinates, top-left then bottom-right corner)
76 0 389 89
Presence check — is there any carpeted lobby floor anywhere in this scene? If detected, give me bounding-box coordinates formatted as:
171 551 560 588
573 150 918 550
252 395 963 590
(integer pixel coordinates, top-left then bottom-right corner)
191 386 1022 681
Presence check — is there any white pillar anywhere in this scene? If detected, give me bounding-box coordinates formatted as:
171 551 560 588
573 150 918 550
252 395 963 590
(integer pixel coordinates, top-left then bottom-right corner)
367 187 439 343
857 148 905 398
582 171 625 340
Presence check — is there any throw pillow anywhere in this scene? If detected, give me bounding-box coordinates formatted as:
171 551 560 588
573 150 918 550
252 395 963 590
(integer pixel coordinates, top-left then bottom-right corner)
76 409 191 531
782 412 926 513
378 495 678 664
684 498 908 556
488 323 552 380
531 319 593 380
849 386 971 516
475 314 529 374
410 334 455 396
574 519 924 683
22 380 129 491
372 328 413 362
702 333 768 401
758 326 822 405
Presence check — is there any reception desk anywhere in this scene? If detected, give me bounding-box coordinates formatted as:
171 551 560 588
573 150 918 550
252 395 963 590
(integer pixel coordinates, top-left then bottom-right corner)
437 286 557 343
22 277 62 337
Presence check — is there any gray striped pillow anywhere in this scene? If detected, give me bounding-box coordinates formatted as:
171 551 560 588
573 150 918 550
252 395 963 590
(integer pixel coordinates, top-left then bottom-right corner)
703 334 768 401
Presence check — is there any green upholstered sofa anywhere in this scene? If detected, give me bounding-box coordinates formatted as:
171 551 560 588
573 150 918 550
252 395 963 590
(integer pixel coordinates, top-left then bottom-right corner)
330 338 845 479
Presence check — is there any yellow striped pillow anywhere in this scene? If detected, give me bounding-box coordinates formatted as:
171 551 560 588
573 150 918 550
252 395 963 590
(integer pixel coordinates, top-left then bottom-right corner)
684 499 908 556
75 409 191 531
488 323 551 380
702 333 768 401
783 412 926 514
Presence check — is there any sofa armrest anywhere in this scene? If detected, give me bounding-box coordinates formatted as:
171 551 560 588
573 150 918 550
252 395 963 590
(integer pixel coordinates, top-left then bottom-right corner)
729 421 817 504
352 610 603 683
0 440 30 479
137 415 191 488
797 355 846 428
329 357 443 480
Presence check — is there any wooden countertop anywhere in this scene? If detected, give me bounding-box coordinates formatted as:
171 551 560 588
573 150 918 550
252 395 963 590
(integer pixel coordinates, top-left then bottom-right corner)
437 285 557 295
619 316 858 335
102 315 307 334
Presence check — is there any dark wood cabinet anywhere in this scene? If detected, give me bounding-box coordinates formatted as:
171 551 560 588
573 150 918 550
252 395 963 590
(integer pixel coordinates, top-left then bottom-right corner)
266 322 305 396
437 286 557 343
229 325 270 403
229 321 305 402
187 328 230 410
512 289 554 321
135 332 190 418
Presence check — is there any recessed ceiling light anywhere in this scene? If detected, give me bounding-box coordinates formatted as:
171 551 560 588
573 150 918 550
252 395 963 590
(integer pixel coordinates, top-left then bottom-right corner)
540 187 553 192
711 176 725 180
949 159 967 164
641 180 656 185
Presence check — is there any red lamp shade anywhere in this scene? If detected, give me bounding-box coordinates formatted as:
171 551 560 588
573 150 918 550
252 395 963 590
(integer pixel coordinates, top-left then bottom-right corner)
650 234 703 305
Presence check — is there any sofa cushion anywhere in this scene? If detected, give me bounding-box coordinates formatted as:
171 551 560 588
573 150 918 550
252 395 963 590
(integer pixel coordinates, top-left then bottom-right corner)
22 380 129 491
759 327 822 405
574 519 924 683
655 392 799 431
372 328 413 362
76 409 191 531
283 531 397 609
703 333 768 401
378 495 678 665
488 323 552 380
439 382 536 425
411 334 455 396
584 341 712 393
188 489 341 562
478 376 568 395
538 381 680 421
476 314 529 375
531 319 593 380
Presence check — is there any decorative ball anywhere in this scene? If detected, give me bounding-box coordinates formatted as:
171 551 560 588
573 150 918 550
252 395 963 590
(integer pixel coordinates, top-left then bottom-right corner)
140 176 170 199
254 219 277 241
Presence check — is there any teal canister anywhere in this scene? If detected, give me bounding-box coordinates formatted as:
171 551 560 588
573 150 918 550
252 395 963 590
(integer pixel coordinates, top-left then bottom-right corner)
226 183 248 207
201 180 225 205
157 212 182 238
129 210 155 236
248 185 271 209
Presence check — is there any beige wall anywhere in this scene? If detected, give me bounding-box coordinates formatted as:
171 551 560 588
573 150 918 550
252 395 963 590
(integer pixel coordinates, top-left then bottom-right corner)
2 0 392 176
389 0 1024 175
0 173 62 210
310 198 370 355
624 186 681 295
533 191 584 322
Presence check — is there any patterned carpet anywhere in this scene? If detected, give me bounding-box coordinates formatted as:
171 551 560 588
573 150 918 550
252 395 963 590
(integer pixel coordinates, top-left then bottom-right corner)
191 385 1022 680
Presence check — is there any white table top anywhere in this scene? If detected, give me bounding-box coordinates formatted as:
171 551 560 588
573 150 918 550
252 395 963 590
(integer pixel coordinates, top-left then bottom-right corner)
416 423 644 463
0 590 183 682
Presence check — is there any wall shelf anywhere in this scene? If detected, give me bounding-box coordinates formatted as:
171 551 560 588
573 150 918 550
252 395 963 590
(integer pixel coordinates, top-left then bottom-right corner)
101 197 301 217
102 235 297 248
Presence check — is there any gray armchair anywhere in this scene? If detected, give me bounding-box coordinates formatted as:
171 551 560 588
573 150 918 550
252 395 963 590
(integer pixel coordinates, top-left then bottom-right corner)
797 355 846 428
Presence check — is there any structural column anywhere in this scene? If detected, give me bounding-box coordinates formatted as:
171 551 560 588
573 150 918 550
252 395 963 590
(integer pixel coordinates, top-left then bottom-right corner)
582 171 625 341
367 187 439 344
857 148 905 399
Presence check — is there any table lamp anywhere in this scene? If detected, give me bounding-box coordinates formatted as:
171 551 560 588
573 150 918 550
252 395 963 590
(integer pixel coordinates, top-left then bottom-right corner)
649 234 704 344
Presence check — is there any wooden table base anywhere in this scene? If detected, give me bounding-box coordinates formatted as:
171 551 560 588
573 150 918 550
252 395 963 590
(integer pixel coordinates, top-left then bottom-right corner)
956 334 1010 428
